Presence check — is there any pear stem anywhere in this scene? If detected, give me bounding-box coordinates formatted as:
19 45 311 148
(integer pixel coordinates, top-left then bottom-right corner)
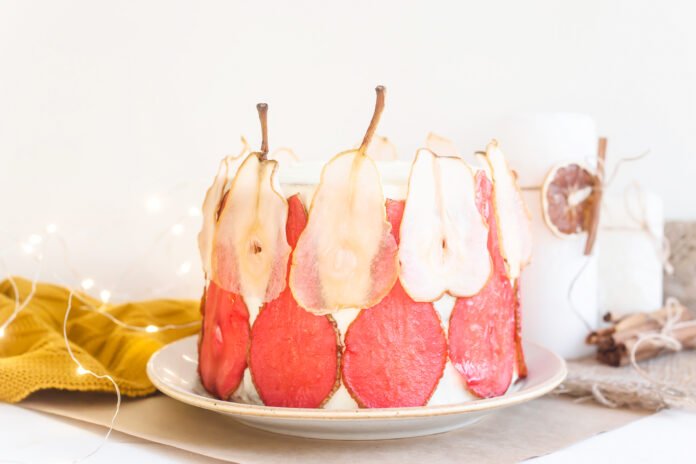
359 85 386 154
257 103 269 159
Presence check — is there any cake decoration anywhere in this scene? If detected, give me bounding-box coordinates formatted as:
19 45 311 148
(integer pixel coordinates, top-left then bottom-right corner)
365 134 398 161
198 138 249 279
289 86 399 313
398 148 491 302
449 172 516 398
477 141 533 280
197 85 533 407
212 104 291 304
248 195 341 407
198 281 250 399
342 199 448 407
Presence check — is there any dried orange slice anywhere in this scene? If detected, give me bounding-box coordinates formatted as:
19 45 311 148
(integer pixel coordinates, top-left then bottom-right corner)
541 163 595 238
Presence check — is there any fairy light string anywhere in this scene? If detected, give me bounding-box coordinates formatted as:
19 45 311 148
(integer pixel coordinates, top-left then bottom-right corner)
63 289 122 462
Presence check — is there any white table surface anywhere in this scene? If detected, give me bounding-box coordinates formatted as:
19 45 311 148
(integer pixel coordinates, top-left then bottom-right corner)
0 403 694 464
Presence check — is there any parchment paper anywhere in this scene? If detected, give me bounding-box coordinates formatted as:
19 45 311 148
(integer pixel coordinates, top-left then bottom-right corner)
20 391 647 463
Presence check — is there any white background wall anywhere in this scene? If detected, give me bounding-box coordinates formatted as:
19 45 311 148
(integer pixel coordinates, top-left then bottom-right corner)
1 1 694 299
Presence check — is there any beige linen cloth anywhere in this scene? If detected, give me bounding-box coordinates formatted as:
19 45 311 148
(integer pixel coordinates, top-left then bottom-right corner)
21 391 645 464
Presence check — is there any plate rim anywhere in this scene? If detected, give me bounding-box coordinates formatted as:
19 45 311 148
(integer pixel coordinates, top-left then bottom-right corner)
147 335 567 421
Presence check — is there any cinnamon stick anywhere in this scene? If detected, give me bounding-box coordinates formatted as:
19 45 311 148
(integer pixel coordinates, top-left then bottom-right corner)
584 137 607 255
589 302 696 366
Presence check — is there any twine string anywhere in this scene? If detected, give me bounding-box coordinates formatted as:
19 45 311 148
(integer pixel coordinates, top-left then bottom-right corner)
566 256 596 333
627 297 696 406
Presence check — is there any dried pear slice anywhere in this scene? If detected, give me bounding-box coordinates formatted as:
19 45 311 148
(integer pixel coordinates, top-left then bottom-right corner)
249 195 341 408
212 104 291 303
366 134 398 161
477 140 533 280
198 281 250 400
541 163 595 238
198 138 250 279
269 146 300 163
449 173 515 398
342 199 447 408
399 148 491 302
425 132 458 157
290 86 399 313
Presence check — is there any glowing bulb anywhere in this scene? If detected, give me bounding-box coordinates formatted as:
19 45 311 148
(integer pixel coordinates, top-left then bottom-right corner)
171 224 184 236
81 278 95 290
145 325 159 333
0 326 5 338
99 290 111 303
76 366 89 376
145 196 162 212
46 223 58 234
177 261 192 276
20 243 34 254
28 234 43 245
188 206 201 217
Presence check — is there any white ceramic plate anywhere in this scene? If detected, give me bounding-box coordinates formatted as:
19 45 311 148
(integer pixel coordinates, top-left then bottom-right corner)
147 336 566 440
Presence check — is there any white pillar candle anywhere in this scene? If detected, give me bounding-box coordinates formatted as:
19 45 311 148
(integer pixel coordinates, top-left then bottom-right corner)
498 113 600 359
599 190 664 316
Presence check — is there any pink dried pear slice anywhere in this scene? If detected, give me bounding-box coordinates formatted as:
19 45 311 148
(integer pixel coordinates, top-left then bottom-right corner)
198 281 250 400
398 148 491 302
513 280 527 379
198 138 250 279
290 86 398 313
477 140 533 280
212 104 291 303
249 195 341 408
342 199 448 408
449 172 516 398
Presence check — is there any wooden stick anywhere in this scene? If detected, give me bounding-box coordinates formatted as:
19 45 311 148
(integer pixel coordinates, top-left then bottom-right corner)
592 302 696 366
584 137 607 255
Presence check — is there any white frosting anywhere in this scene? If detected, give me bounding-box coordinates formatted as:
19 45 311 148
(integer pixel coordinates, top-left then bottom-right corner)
231 368 263 405
243 296 263 326
331 308 361 345
322 384 359 409
433 294 456 337
429 362 477 405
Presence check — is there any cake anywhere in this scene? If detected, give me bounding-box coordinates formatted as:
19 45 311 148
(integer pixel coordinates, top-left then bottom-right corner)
197 87 532 409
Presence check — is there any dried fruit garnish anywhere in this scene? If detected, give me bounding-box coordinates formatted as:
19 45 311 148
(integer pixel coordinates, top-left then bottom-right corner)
477 141 533 280
449 173 516 398
342 199 447 408
541 163 595 238
399 148 491 302
249 195 340 407
198 281 250 400
198 138 249 279
289 86 398 313
213 104 292 303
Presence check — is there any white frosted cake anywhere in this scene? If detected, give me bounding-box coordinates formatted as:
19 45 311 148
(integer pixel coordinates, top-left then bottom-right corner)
197 87 532 409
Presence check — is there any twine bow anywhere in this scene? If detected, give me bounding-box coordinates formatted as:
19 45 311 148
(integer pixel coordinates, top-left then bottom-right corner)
628 298 696 407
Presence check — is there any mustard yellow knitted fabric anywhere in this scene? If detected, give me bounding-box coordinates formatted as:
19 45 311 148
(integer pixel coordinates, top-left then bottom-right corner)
0 277 200 403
